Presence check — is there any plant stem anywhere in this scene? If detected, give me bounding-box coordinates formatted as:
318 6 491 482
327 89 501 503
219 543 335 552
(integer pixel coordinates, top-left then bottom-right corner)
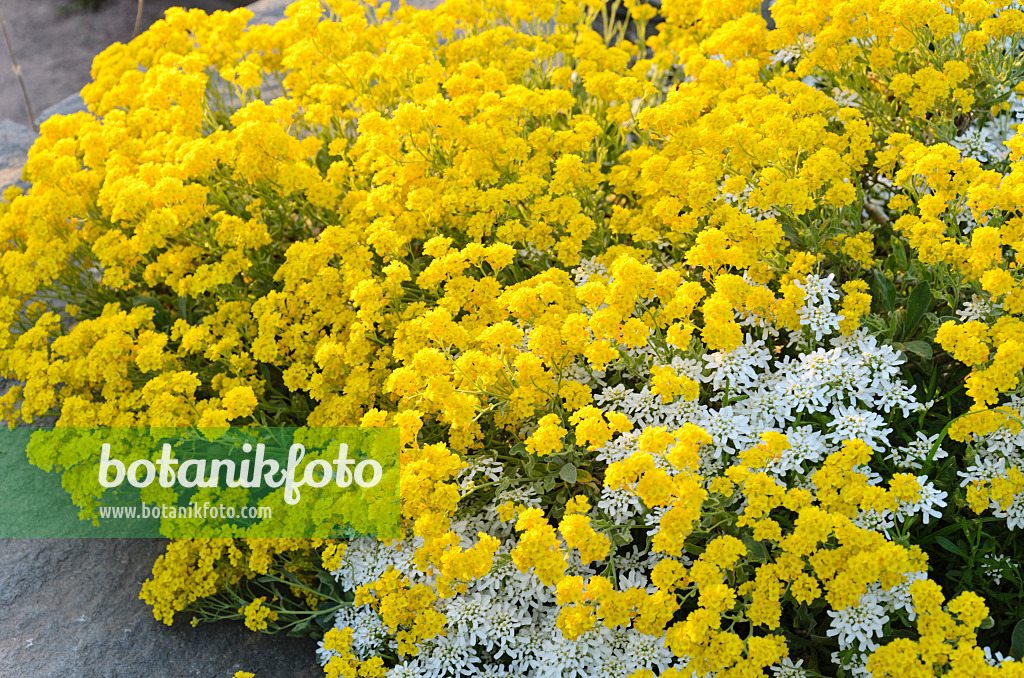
0 8 37 133
132 0 144 40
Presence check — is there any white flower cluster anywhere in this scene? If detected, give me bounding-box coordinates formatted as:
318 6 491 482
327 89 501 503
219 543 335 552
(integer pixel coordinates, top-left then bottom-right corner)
951 89 1023 165
957 395 1024 530
319 526 689 678
590 276 931 494
319 269 1022 676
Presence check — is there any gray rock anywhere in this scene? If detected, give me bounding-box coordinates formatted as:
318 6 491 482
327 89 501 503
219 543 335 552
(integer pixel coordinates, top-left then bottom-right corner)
35 93 89 129
0 118 36 192
248 0 291 25
0 538 322 678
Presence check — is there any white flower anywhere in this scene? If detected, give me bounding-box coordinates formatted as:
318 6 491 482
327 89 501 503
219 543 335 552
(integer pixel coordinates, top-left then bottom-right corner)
443 593 492 645
886 431 946 470
852 508 896 536
478 598 531 660
828 403 892 452
831 87 860 108
981 555 1014 586
386 660 428 677
702 406 756 458
911 475 948 525
419 634 481 677
875 571 926 621
826 595 889 651
594 430 642 466
458 456 504 490
598 485 646 524
796 304 843 340
775 375 832 414
333 605 391 659
794 273 841 306
957 294 1001 322
991 489 1024 530
533 623 614 678
573 256 607 285
983 645 1014 667
476 666 518 678
495 486 542 509
770 657 807 678
873 379 923 418
958 454 1009 487
704 336 772 395
621 629 675 674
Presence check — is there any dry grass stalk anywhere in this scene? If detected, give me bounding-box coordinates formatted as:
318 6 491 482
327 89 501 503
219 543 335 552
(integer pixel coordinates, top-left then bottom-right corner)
0 8 37 133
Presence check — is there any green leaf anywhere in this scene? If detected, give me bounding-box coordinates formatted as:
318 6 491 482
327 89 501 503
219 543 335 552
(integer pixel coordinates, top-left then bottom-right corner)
1013 620 1024 659
901 340 933 360
892 236 908 270
980 616 995 630
795 604 817 635
543 472 557 492
559 463 578 484
286 621 311 637
934 536 966 558
902 281 932 340
315 611 337 629
176 295 191 323
683 541 705 557
742 535 767 561
781 222 801 246
610 529 631 547
873 270 896 314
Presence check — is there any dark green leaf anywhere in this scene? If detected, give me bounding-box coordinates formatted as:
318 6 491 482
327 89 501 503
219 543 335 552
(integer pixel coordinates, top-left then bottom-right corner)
610 529 631 547
176 295 190 323
1012 620 1024 659
742 535 767 561
873 270 896 314
901 340 933 360
315 611 337 629
781 221 801 245
559 463 578 484
934 536 966 558
287 621 311 637
132 294 162 311
892 236 908 270
902 281 932 340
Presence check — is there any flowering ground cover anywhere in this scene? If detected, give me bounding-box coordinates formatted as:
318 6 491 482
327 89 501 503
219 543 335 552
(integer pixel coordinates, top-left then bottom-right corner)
4 0 1024 676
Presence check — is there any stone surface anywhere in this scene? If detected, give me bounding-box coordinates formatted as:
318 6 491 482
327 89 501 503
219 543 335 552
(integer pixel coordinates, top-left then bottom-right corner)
0 0 250 128
0 539 322 678
0 118 35 192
